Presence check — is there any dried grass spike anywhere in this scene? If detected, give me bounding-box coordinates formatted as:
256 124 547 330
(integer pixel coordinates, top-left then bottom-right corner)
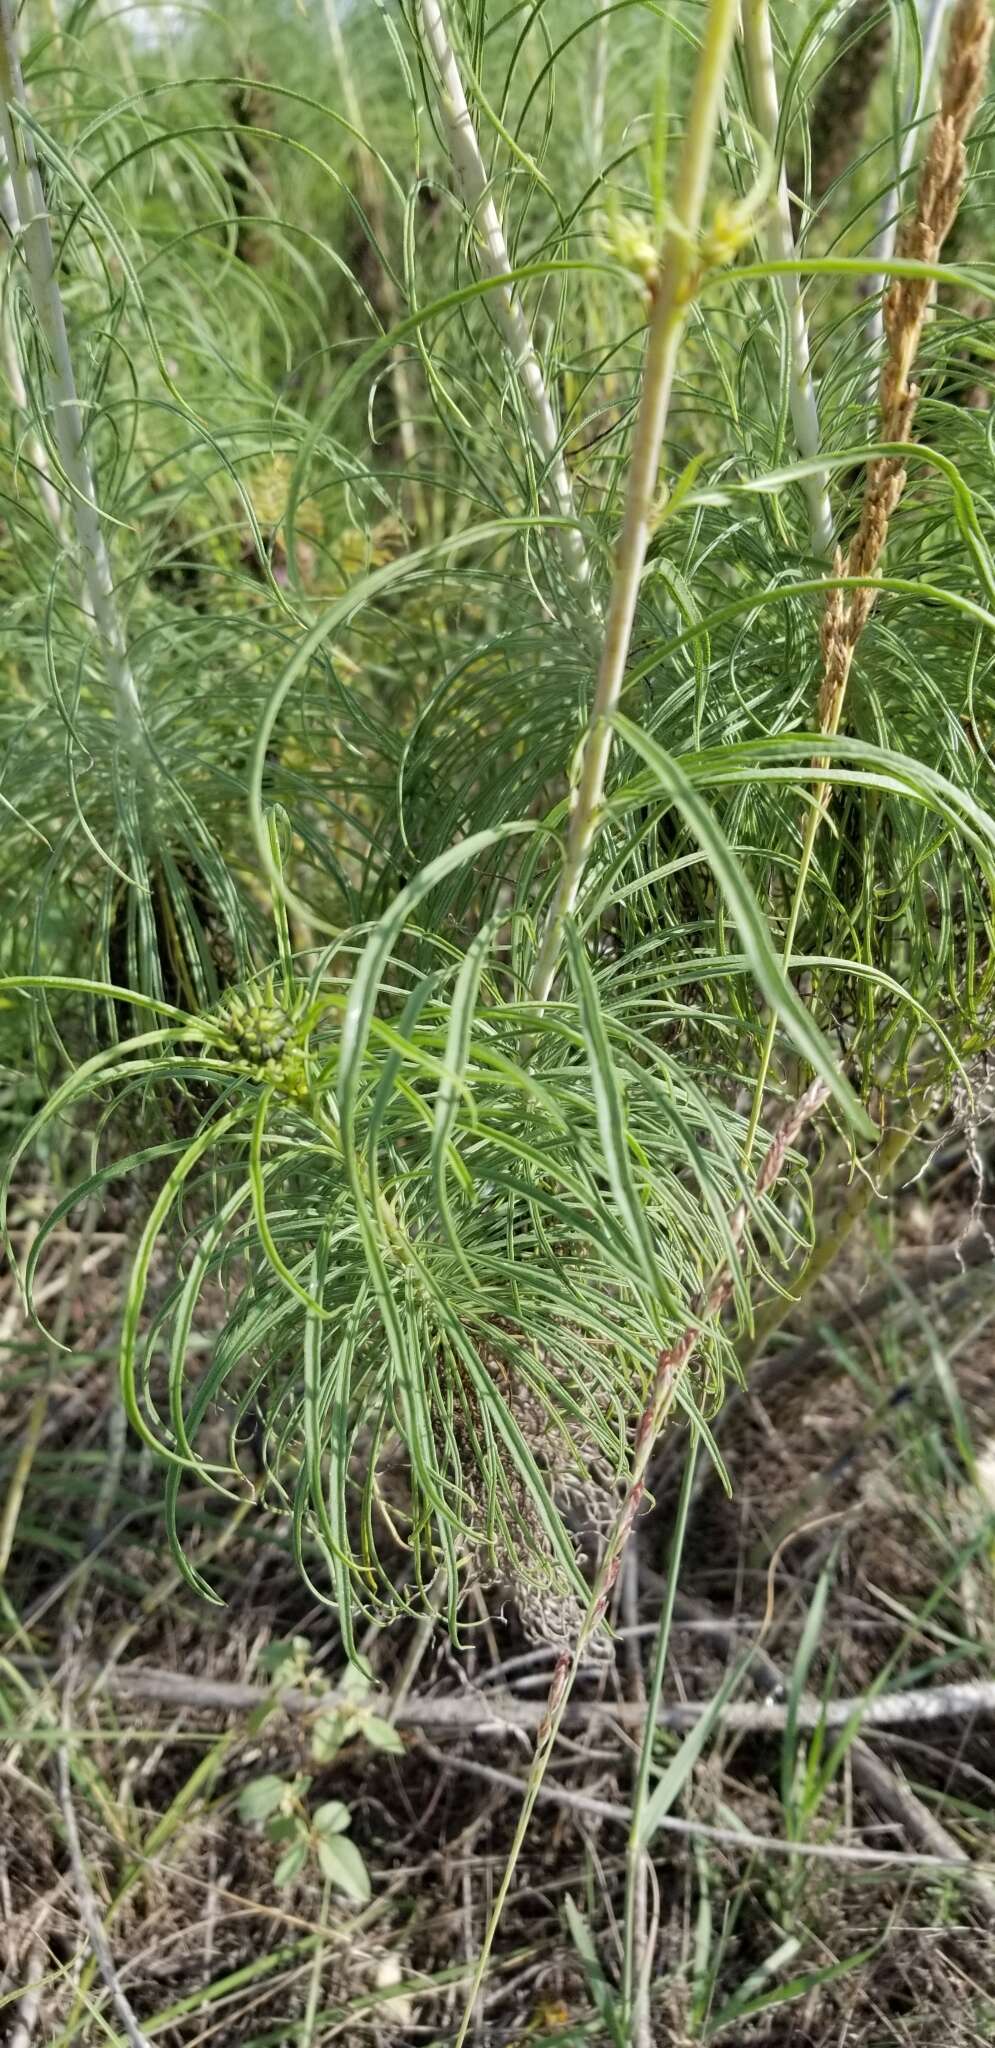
815 0 993 740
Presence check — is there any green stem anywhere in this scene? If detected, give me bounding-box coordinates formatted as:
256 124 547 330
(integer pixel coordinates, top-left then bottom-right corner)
529 0 740 1008
740 0 833 556
416 0 597 606
0 173 72 547
0 0 140 732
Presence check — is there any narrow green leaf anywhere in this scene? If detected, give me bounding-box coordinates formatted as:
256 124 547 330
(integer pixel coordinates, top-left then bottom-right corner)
704 1943 878 2037
612 716 874 1136
566 922 665 1302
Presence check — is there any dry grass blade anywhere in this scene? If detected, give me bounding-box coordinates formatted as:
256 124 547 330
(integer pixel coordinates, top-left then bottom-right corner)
743 0 993 1161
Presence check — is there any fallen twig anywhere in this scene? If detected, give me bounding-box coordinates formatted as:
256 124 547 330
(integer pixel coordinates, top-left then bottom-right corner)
418 1744 995 1876
6 1907 53 2048
81 1661 995 1738
674 1592 995 1921
56 1744 154 2048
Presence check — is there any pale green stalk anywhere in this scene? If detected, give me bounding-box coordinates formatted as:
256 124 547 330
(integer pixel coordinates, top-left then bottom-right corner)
0 0 140 731
415 0 596 604
0 170 72 551
591 0 611 175
740 0 834 557
529 0 740 1009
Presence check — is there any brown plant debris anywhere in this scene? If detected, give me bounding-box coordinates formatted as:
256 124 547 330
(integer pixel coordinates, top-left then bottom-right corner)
818 0 993 751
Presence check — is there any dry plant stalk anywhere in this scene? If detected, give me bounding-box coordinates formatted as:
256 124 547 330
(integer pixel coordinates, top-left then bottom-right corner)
743 0 990 1160
541 1075 831 1697
416 0 597 606
818 0 993 758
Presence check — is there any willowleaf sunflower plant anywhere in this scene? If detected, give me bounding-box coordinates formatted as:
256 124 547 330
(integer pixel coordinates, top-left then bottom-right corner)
1 0 993 1876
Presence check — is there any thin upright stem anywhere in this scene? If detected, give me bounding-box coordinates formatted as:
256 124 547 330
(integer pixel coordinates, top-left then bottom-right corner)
322 0 426 525
415 0 596 605
741 1114 918 1360
740 0 834 557
0 0 140 731
0 169 73 550
591 0 611 176
621 1438 699 2040
529 0 740 1008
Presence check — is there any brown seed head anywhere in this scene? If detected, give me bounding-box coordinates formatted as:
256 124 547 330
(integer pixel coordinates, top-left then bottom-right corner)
815 0 992 743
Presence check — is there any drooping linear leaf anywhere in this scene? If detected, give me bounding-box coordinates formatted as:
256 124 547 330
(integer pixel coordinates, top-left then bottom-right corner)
432 1292 590 1600
247 516 546 929
366 968 447 1181
166 1180 251 1480
20 1140 181 1319
343 1158 464 1565
119 1105 248 1470
565 922 673 1304
298 1263 372 1665
621 574 995 706
283 249 992 507
248 1088 331 1317
689 443 995 611
337 824 533 1142
611 718 874 1135
0 1025 189 1278
431 918 497 1280
666 735 995 867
